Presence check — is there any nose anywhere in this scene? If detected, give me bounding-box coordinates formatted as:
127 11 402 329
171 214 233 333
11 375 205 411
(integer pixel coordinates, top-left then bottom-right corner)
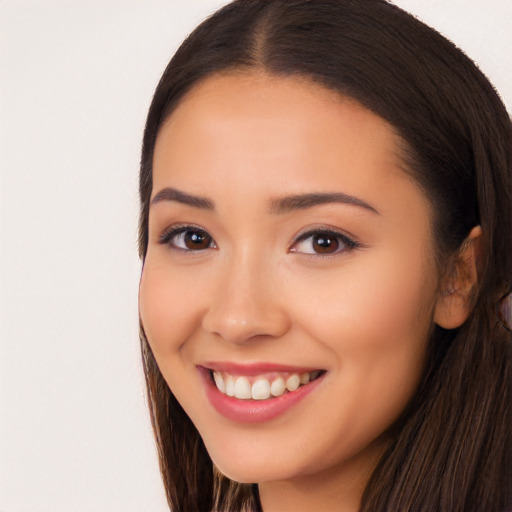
201 251 291 344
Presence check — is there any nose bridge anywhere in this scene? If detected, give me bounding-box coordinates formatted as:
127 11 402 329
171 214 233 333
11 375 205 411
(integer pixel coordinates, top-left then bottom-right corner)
202 243 290 343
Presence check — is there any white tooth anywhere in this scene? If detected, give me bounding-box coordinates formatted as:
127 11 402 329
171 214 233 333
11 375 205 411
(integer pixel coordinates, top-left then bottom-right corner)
251 379 271 400
286 374 300 392
213 371 225 393
270 377 286 397
234 376 252 399
300 372 310 385
225 375 235 397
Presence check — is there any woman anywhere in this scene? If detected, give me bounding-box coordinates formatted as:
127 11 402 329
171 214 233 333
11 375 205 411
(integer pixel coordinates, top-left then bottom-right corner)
138 1 512 510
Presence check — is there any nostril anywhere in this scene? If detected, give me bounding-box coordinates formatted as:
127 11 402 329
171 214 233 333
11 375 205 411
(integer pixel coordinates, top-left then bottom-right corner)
201 303 291 344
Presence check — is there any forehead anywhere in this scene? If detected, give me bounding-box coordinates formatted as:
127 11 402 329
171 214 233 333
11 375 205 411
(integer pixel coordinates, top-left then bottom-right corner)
156 72 399 153
152 72 428 221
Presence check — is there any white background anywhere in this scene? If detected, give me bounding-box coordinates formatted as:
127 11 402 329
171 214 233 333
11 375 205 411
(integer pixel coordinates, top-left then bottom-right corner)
0 1 510 511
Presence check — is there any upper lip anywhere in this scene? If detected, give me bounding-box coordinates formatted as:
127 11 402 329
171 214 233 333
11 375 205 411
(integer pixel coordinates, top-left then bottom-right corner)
200 361 325 376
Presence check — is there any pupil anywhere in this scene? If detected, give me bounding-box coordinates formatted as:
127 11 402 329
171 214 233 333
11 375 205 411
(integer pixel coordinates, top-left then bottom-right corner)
313 234 339 253
185 230 209 249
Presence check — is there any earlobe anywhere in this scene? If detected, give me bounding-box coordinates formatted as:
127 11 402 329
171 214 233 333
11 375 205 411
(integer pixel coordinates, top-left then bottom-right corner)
434 226 483 329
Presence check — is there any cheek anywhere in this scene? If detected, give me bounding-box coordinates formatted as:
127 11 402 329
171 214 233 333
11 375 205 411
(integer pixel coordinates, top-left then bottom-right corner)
293 252 436 424
139 259 202 358
306 245 437 347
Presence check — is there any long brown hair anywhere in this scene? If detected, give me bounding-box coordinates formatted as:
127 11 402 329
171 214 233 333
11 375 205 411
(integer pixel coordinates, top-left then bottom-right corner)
138 1 512 510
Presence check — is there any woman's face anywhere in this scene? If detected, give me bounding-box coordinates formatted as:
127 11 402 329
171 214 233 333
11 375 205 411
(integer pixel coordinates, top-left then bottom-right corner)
139 73 441 487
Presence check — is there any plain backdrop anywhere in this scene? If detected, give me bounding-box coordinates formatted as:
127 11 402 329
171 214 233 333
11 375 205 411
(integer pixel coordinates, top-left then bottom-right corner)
0 1 510 511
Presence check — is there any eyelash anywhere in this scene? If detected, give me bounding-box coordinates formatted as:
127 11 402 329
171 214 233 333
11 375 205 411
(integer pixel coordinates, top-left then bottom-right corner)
158 225 361 256
159 225 216 253
290 229 361 257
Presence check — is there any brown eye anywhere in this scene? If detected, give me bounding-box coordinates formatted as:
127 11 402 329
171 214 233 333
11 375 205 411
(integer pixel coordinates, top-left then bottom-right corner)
183 230 212 250
312 234 340 254
291 229 358 256
160 227 216 252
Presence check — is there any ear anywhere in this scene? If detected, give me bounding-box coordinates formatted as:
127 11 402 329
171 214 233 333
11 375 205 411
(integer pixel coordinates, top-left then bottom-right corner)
434 226 483 329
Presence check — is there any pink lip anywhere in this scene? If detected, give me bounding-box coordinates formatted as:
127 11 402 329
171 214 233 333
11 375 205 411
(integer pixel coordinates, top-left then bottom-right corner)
198 365 326 423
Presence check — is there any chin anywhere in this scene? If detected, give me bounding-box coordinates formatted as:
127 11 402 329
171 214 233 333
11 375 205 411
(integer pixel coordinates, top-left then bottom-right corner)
213 461 291 485
208 446 297 484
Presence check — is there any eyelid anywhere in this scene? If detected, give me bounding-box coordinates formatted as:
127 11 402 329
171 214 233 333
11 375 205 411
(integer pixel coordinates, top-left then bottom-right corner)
156 223 361 256
158 224 216 252
289 227 361 256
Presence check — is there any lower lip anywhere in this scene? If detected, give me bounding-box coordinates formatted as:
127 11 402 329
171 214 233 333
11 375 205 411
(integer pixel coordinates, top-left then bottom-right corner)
199 368 325 423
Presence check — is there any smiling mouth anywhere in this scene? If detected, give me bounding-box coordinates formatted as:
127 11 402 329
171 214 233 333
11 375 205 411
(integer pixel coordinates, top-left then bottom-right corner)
209 369 326 401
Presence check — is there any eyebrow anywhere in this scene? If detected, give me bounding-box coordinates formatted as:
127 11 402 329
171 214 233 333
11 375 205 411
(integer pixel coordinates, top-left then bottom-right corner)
150 187 379 215
151 187 215 210
270 192 379 215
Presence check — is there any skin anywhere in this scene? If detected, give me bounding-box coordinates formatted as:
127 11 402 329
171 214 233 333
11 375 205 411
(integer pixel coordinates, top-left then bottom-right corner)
139 72 473 511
